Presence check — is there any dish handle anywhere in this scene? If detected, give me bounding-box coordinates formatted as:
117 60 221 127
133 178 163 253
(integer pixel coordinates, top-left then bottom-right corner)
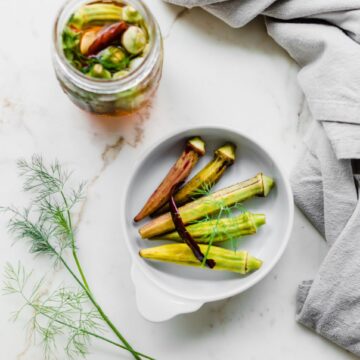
131 265 203 322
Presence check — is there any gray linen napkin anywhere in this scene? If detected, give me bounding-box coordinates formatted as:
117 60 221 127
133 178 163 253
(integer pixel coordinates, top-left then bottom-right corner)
163 0 360 355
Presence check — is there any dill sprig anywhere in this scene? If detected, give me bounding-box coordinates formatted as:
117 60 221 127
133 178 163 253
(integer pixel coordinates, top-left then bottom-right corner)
2 155 153 360
3 263 103 359
190 184 248 266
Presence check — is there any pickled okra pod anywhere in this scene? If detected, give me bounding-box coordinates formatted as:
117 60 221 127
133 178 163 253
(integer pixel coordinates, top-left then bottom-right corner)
98 46 129 70
87 64 111 79
140 244 262 274
71 3 143 28
121 26 147 55
139 173 274 238
71 3 125 28
122 5 144 23
152 212 266 244
156 143 236 214
134 137 206 222
62 2 150 80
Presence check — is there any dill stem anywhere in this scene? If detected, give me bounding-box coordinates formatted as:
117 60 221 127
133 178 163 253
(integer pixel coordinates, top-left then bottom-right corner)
72 250 90 291
60 191 90 291
58 255 142 360
87 332 154 360
59 193 143 359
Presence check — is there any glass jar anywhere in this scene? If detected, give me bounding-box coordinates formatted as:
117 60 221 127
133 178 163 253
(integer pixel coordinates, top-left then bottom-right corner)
52 0 163 115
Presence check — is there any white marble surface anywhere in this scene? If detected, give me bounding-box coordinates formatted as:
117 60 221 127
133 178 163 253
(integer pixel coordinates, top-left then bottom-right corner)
0 1 356 359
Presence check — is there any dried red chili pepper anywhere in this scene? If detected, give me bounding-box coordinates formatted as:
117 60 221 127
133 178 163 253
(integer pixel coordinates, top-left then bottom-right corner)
86 21 128 56
169 186 216 269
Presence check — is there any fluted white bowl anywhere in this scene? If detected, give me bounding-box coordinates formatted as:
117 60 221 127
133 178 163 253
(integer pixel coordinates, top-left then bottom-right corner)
122 126 293 322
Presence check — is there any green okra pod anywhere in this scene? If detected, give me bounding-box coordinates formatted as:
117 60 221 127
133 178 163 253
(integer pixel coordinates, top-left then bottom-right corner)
70 3 144 29
139 172 274 238
140 244 262 274
70 3 124 28
151 212 266 243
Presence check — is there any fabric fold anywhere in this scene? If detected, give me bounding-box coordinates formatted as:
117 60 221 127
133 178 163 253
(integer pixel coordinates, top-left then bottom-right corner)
296 188 360 355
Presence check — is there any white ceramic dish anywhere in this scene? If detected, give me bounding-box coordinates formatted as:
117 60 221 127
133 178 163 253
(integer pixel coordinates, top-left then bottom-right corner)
122 126 294 322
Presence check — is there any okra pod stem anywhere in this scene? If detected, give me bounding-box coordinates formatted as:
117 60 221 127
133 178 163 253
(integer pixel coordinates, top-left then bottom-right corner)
156 143 236 214
151 212 265 243
140 244 262 274
139 173 274 238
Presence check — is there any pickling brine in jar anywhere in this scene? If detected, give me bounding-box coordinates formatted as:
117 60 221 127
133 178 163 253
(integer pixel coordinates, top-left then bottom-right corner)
53 0 163 115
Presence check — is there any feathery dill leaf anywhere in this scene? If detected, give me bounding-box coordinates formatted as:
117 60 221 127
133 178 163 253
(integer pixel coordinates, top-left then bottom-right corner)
6 207 57 256
2 156 152 360
3 263 103 359
3 155 85 259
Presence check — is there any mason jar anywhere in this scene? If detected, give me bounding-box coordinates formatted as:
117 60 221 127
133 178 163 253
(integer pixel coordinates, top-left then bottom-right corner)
52 0 163 115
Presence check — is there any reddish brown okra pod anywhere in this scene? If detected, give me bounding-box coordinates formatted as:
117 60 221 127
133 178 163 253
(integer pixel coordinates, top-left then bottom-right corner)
134 137 206 222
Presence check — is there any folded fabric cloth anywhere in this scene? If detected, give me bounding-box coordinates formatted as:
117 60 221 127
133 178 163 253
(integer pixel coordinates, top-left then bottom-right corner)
163 0 360 355
293 121 360 354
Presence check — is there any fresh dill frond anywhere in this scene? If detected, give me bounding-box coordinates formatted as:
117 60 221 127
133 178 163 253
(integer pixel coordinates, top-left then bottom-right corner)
2 155 85 260
190 181 214 199
2 156 152 360
3 263 102 359
17 154 85 225
18 156 65 198
5 207 58 257
17 155 76 201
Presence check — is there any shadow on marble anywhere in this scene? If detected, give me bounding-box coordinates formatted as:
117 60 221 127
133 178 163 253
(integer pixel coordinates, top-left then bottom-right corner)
163 5 291 62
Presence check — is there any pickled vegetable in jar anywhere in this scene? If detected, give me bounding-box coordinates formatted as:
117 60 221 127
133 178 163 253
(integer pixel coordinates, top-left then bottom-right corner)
53 0 163 115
